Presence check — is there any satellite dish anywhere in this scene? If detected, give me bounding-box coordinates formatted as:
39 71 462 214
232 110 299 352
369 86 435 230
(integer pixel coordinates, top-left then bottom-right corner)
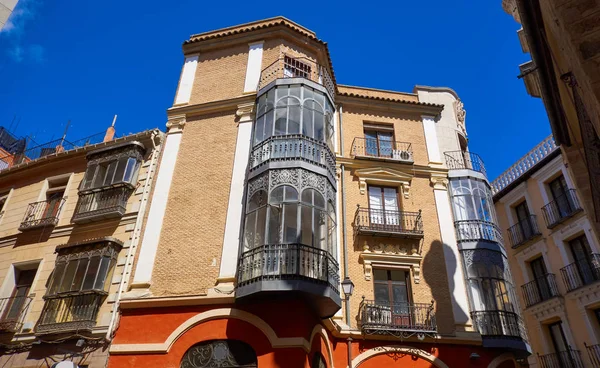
51 362 78 368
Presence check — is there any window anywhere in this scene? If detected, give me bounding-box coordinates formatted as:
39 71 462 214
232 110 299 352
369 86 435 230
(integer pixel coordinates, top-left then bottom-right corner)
180 340 257 368
81 153 141 191
568 235 596 285
364 128 394 158
1 268 36 327
548 175 575 216
374 269 411 314
514 201 535 239
449 178 497 223
368 186 399 227
548 321 569 355
0 191 9 213
284 56 311 79
529 257 551 300
44 177 68 219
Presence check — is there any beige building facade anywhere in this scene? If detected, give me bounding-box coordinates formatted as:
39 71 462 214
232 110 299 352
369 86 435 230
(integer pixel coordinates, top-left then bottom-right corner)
0 127 164 367
493 136 600 367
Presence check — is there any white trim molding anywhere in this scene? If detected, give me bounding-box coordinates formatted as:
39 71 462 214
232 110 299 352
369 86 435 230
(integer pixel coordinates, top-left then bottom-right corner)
360 251 422 284
353 167 412 198
243 42 264 93
350 345 449 368
421 115 443 166
174 55 199 105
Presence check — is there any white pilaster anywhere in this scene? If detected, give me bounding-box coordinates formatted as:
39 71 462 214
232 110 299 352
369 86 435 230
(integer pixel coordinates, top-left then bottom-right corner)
174 55 199 105
131 116 185 288
431 176 472 327
422 115 443 165
243 42 264 93
216 103 255 286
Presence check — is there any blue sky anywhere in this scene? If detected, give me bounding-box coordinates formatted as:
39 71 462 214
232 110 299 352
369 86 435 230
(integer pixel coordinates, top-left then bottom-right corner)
0 0 550 180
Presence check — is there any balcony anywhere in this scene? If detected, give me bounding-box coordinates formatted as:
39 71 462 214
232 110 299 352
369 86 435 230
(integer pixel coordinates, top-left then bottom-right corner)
0 295 32 333
72 185 133 224
36 293 103 335
471 310 527 340
360 299 436 338
19 198 66 231
560 254 600 292
354 207 423 238
508 215 541 248
236 243 340 318
521 274 560 308
538 349 585 368
249 135 335 181
586 343 600 368
258 55 335 100
444 150 487 177
455 220 503 243
542 189 583 228
351 138 414 164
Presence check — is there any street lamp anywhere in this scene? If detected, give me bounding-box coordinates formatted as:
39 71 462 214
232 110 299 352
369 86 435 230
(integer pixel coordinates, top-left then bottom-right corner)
341 277 354 300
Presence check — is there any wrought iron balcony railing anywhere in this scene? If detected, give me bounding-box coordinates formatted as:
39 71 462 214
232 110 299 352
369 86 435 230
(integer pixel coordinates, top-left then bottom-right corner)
508 215 541 248
560 253 600 292
542 189 583 228
258 56 335 100
0 295 33 333
249 135 335 180
444 150 487 177
491 136 557 194
586 343 600 368
360 299 436 337
454 220 503 243
37 293 104 334
237 243 339 294
538 349 585 368
19 197 66 231
351 138 414 164
72 185 133 223
354 207 423 238
471 310 528 341
521 273 560 308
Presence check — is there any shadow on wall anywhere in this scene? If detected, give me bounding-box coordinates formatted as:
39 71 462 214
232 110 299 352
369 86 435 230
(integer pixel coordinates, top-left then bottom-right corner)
422 240 469 335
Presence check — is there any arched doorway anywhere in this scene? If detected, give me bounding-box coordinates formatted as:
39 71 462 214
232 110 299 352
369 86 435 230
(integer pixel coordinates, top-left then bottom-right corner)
312 352 327 368
180 340 257 368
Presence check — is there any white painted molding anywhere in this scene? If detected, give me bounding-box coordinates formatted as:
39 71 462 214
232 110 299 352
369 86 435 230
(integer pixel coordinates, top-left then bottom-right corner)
243 42 264 93
487 353 517 368
422 115 443 165
551 215 591 265
531 155 564 205
350 345 449 368
174 55 199 105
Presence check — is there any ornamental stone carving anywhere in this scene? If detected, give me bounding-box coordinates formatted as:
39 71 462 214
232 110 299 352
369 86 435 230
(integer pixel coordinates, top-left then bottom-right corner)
454 99 466 135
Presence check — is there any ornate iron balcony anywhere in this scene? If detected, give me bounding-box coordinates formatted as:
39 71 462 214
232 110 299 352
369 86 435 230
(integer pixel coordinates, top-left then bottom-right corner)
521 273 560 308
471 310 528 341
351 137 413 164
542 189 583 228
444 150 486 177
560 253 600 292
354 207 423 238
37 292 104 334
508 215 541 248
258 55 335 100
586 343 600 368
249 135 335 180
72 185 133 224
0 295 33 333
360 299 436 338
454 220 503 243
19 198 66 231
538 349 584 368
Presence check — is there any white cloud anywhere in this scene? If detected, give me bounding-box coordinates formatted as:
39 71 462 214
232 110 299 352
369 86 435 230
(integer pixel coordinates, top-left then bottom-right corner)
7 45 23 62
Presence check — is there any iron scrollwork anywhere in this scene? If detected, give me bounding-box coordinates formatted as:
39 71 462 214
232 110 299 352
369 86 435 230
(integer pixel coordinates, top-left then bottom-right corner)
180 340 257 368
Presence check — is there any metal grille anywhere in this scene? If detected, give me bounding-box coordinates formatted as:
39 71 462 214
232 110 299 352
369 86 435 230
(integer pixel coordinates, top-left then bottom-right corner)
521 273 560 307
351 137 413 163
73 186 133 223
471 310 528 341
0 295 33 333
19 197 66 231
444 150 487 177
560 253 600 292
538 349 584 368
508 215 541 248
354 207 423 238
586 343 600 368
360 299 436 338
542 189 583 228
454 220 503 243
37 293 104 334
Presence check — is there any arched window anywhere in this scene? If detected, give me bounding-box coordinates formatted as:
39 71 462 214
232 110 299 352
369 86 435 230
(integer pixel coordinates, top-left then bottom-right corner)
300 189 326 248
449 178 498 223
180 340 257 368
269 185 299 244
244 191 267 250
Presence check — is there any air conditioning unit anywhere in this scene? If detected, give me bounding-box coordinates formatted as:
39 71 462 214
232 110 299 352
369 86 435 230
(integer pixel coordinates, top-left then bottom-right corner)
51 362 78 368
392 150 412 162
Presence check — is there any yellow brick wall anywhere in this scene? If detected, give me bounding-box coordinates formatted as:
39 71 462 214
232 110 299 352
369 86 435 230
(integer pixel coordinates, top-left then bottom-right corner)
150 110 238 296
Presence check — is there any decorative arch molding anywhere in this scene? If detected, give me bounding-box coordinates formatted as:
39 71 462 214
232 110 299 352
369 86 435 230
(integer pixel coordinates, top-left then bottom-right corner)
110 308 315 354
350 345 449 368
487 353 516 368
309 324 335 368
353 167 413 198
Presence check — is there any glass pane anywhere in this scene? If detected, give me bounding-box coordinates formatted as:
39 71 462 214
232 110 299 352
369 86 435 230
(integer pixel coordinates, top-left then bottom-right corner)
374 283 389 304
378 132 393 157
244 212 256 249
103 161 118 186
316 209 326 250
71 258 89 291
59 260 78 293
289 85 301 98
302 108 313 138
82 165 96 190
314 91 325 111
288 105 300 134
301 205 312 246
549 323 568 352
257 94 267 116
113 157 128 183
82 256 100 290
303 87 313 102
255 207 266 247
254 115 265 145
383 188 398 212
313 191 325 209
392 284 408 305
269 187 284 204
283 204 298 243
284 186 298 202
368 187 382 210
123 158 138 184
48 262 66 295
390 270 406 282
314 111 324 142
248 191 266 212
92 164 107 188
94 256 111 290
365 131 378 156
264 109 273 140
267 206 281 243
301 189 313 205
274 107 287 135
373 269 388 281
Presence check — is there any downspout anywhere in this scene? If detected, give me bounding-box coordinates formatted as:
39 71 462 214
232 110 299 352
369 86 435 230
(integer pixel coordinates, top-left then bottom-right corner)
105 130 163 341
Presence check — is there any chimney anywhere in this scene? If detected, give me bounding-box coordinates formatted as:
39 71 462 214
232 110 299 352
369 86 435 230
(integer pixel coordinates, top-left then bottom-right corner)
103 115 117 142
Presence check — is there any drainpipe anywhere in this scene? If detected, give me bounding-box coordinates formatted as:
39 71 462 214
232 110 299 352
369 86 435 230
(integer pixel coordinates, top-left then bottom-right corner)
347 337 353 368
338 104 351 327
105 130 163 341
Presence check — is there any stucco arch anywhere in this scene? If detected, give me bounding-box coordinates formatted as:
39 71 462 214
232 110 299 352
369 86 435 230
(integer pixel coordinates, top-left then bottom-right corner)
488 353 517 368
350 345 449 368
309 324 335 368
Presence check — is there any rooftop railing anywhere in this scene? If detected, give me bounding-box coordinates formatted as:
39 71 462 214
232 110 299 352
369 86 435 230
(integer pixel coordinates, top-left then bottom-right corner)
354 207 423 238
560 253 600 292
19 198 66 231
0 295 33 333
37 293 103 334
360 299 436 337
491 136 557 194
351 137 414 164
521 273 560 308
444 150 487 177
508 215 541 249
538 349 585 368
258 56 335 100
542 189 583 228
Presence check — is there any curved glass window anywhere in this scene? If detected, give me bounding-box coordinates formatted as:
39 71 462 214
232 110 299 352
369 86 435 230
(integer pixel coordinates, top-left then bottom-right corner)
254 84 334 150
243 185 336 255
449 178 497 223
